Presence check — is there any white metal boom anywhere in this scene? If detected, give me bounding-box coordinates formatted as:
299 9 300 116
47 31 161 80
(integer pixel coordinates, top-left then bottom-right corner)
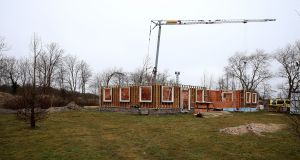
151 19 275 26
150 19 276 83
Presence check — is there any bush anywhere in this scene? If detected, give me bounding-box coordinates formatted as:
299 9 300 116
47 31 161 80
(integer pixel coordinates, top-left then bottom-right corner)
38 95 69 108
1 84 99 109
75 97 98 106
3 94 70 109
36 96 51 109
51 96 68 107
3 96 23 110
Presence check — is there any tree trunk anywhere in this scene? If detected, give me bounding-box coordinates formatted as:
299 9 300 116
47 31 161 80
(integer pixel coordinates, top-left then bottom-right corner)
288 84 292 99
288 91 291 99
30 104 35 128
31 53 37 129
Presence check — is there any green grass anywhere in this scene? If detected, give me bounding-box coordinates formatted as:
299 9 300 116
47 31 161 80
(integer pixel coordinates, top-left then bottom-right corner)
0 111 299 160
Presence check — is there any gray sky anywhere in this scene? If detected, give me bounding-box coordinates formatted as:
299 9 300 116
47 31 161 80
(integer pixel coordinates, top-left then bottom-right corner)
1 0 300 89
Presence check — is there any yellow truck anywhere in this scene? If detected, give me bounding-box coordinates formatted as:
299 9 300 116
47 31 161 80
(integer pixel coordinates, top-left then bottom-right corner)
269 99 290 112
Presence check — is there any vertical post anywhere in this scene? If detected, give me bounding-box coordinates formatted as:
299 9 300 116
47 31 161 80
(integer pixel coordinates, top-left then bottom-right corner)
153 23 162 83
188 89 191 111
175 71 180 85
99 84 102 108
232 75 236 109
243 61 247 108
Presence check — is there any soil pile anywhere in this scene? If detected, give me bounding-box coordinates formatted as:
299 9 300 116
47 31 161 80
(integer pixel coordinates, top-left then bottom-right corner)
220 123 286 136
47 101 82 113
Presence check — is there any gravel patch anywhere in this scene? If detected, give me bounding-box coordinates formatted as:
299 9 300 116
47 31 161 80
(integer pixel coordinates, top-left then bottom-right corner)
47 102 82 113
220 123 286 136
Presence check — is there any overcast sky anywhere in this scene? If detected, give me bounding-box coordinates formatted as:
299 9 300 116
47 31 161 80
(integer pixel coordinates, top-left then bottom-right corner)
1 0 300 90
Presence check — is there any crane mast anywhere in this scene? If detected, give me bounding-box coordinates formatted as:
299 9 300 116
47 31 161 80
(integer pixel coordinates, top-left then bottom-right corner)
151 19 276 83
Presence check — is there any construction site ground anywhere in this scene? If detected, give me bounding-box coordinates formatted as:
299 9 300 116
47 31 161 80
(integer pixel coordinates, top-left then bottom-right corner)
1 111 299 160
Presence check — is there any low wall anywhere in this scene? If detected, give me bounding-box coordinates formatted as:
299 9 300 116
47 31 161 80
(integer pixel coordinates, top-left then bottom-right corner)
99 107 183 115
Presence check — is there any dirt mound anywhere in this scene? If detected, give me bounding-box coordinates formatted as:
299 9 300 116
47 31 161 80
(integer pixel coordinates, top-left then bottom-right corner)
47 101 82 113
65 101 81 109
220 123 286 136
200 111 232 118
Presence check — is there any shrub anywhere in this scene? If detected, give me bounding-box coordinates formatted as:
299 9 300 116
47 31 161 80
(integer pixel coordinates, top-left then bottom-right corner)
3 94 69 109
3 96 23 110
75 97 98 106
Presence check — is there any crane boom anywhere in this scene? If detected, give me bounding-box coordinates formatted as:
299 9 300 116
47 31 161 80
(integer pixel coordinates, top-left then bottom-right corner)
151 19 275 26
151 19 276 83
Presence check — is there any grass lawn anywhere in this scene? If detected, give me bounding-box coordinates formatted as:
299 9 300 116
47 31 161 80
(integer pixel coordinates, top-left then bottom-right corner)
0 111 299 160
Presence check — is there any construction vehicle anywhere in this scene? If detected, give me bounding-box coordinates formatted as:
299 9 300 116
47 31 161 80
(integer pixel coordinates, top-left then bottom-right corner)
149 19 276 83
268 99 291 112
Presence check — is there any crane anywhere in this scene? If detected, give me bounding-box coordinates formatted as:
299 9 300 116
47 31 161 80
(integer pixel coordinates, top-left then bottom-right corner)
150 19 276 83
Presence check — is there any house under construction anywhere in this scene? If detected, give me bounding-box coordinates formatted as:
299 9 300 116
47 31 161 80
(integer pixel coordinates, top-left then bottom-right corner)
99 83 258 114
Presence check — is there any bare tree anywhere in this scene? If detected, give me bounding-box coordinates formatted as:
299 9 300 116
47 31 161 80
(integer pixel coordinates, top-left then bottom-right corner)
0 37 8 85
208 74 215 89
141 54 152 83
56 60 67 90
111 71 127 86
26 34 43 128
129 54 152 84
274 41 300 99
78 60 92 94
0 36 8 53
100 68 127 86
98 69 113 86
200 72 208 88
258 82 274 100
0 54 22 93
277 83 288 99
5 57 20 94
65 55 80 92
37 42 63 93
89 72 102 95
217 76 226 90
130 69 170 85
225 50 272 91
18 57 32 87
224 72 231 90
0 53 7 85
129 68 145 84
156 70 170 84
217 73 239 90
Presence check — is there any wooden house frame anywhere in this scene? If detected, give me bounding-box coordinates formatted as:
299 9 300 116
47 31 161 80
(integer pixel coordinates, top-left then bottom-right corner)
99 83 258 112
